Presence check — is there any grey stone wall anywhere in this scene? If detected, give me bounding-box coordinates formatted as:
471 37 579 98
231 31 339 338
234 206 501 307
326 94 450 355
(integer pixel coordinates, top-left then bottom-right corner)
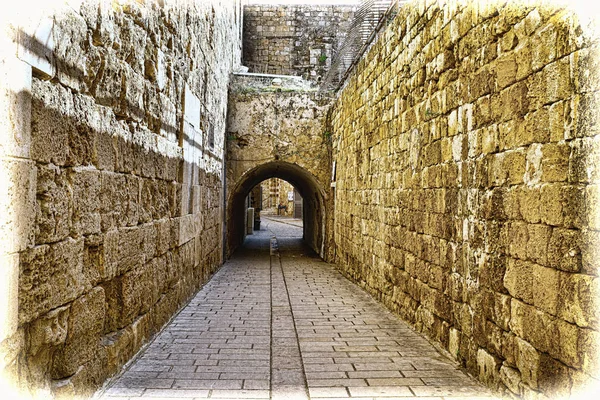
0 0 242 397
243 5 355 81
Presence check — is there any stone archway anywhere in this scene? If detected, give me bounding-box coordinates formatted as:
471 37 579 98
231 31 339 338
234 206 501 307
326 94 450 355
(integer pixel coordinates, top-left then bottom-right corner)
226 161 326 257
225 80 334 259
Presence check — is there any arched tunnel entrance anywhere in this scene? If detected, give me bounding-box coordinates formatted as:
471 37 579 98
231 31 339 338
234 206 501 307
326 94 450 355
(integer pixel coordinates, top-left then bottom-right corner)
226 161 326 258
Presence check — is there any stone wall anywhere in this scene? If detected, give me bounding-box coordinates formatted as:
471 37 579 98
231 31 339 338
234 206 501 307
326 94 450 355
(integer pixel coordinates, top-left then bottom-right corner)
226 75 332 257
330 1 599 398
243 5 355 81
0 0 242 397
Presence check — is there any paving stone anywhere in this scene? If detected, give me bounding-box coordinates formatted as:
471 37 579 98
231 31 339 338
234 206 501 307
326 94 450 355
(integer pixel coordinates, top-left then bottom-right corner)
305 371 348 379
272 385 309 400
210 389 270 398
307 378 368 387
401 369 470 378
308 387 349 397
410 385 496 397
243 379 270 390
348 385 414 397
101 219 494 399
141 389 209 397
103 387 145 397
172 379 243 389
366 377 425 386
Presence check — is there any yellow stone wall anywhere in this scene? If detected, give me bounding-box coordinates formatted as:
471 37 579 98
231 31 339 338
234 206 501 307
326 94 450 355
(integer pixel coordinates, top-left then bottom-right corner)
330 1 599 397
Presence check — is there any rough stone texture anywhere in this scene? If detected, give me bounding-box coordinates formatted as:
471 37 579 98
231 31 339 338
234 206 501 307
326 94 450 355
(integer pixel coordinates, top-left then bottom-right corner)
330 1 600 399
226 75 333 258
243 5 355 81
1 0 242 397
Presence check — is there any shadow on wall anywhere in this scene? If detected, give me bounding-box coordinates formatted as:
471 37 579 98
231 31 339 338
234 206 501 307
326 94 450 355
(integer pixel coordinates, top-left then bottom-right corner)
226 161 326 259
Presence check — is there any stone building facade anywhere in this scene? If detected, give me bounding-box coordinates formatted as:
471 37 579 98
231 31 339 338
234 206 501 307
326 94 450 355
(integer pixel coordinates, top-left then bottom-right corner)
329 1 599 398
0 0 242 397
243 5 355 81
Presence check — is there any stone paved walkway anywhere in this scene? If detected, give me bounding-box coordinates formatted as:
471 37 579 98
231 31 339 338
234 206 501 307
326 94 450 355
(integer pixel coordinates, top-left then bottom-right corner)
100 218 497 399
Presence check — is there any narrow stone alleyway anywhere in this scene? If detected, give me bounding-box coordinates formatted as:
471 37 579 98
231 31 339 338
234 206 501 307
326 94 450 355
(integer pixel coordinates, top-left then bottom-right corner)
99 218 497 400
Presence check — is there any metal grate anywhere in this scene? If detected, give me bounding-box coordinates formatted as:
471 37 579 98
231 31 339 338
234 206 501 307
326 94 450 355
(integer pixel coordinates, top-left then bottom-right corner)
319 0 400 92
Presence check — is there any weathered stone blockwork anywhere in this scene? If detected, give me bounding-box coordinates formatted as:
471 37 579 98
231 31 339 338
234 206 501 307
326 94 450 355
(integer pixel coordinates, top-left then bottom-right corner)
1 0 241 397
243 5 355 81
330 1 599 398
226 76 332 257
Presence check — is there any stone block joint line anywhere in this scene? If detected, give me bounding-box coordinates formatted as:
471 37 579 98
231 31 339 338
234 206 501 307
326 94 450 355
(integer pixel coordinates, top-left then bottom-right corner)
269 230 311 400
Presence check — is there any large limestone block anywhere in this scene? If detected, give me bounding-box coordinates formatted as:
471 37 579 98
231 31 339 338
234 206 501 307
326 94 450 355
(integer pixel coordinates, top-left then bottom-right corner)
515 336 540 389
102 226 143 280
500 364 522 396
150 255 168 296
94 51 125 110
99 172 140 230
537 352 573 398
482 289 511 332
19 238 87 324
51 286 105 378
578 328 600 378
569 136 600 184
540 184 585 229
504 258 534 304
0 56 32 159
155 218 171 256
53 11 88 92
140 179 169 223
51 347 108 399
540 143 570 182
527 58 571 112
103 327 134 377
576 45 600 94
510 299 581 368
495 53 518 90
35 164 72 245
531 263 560 315
547 227 581 272
518 186 541 224
178 214 198 246
477 347 501 387
27 305 69 358
30 79 74 165
102 263 158 332
72 167 102 237
558 273 599 328
0 158 36 253
116 17 146 75
121 65 145 121
526 224 552 266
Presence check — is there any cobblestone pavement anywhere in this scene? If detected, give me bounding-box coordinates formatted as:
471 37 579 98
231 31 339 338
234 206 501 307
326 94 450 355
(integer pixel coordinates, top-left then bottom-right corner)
100 218 497 400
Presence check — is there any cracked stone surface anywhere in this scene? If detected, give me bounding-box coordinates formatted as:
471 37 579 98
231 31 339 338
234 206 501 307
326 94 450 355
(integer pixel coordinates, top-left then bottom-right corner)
100 217 496 399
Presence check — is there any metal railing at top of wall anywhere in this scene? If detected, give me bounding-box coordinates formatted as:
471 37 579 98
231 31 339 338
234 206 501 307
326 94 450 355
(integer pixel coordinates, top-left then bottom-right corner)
319 0 403 93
